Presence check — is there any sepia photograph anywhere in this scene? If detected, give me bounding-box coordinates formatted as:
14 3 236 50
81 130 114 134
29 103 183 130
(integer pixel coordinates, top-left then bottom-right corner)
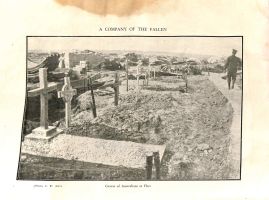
17 36 242 181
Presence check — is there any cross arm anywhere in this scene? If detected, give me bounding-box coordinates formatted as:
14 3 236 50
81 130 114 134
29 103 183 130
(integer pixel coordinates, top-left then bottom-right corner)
27 82 58 97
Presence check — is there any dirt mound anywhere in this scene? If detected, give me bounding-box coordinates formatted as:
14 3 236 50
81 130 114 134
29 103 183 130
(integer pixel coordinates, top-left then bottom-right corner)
65 76 234 180
76 90 113 112
68 92 176 144
66 121 147 143
76 91 94 111
119 92 175 110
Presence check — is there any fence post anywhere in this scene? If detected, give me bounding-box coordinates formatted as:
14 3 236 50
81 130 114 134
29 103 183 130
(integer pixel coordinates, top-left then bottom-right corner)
153 151 161 180
146 155 153 180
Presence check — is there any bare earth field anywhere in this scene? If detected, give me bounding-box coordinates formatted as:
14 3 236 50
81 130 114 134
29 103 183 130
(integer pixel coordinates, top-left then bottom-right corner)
18 75 235 180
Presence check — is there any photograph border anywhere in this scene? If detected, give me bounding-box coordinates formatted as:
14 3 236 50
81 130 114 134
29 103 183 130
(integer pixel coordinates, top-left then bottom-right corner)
16 35 243 181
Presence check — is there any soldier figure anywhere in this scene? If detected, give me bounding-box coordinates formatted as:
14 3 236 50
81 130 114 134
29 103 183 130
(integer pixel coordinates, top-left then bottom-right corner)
224 49 241 90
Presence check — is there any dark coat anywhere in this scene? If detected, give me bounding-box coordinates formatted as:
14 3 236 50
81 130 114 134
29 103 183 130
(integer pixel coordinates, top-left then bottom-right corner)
224 55 241 74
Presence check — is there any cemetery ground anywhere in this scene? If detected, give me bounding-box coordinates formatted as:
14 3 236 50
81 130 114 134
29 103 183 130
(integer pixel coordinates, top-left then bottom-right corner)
18 73 237 180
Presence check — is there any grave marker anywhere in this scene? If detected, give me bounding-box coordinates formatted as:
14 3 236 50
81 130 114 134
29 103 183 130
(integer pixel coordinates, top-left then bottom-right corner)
114 72 120 106
145 71 149 86
58 76 77 128
25 68 63 141
64 51 70 68
183 73 188 93
136 62 142 101
147 64 150 85
58 54 65 69
149 64 152 78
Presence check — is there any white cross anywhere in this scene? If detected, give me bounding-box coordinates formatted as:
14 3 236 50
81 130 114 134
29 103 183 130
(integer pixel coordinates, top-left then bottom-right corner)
58 77 77 128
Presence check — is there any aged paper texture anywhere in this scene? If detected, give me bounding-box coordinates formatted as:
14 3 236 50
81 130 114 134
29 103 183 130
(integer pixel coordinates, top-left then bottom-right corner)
0 0 269 199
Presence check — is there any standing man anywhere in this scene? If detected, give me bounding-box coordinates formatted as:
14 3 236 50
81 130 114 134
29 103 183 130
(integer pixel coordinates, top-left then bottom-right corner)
224 49 242 89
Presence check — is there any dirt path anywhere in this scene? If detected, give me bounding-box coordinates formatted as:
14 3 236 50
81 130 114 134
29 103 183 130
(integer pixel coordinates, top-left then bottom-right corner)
208 73 242 179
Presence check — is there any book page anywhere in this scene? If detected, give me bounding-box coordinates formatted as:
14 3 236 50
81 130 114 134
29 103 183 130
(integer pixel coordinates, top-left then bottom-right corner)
0 0 268 199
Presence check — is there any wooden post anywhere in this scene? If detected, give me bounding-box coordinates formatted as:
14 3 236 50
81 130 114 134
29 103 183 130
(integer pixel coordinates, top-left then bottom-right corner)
84 78 86 93
126 58 129 92
89 78 97 118
137 64 140 86
136 64 140 101
154 67 156 79
146 71 149 86
148 64 151 84
39 69 49 129
143 73 146 86
146 155 153 180
114 72 119 106
153 151 161 180
185 73 188 93
149 64 151 79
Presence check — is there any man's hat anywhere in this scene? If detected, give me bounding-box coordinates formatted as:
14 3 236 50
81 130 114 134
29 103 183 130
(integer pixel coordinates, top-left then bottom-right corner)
232 49 237 53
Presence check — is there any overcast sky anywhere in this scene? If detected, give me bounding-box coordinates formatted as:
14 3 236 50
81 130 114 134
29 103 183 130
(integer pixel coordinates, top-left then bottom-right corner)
28 37 242 58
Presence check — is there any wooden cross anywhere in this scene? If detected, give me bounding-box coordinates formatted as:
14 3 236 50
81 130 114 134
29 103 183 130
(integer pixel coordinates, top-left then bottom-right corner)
28 68 58 129
58 77 77 128
146 63 150 85
145 71 149 86
136 61 142 101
